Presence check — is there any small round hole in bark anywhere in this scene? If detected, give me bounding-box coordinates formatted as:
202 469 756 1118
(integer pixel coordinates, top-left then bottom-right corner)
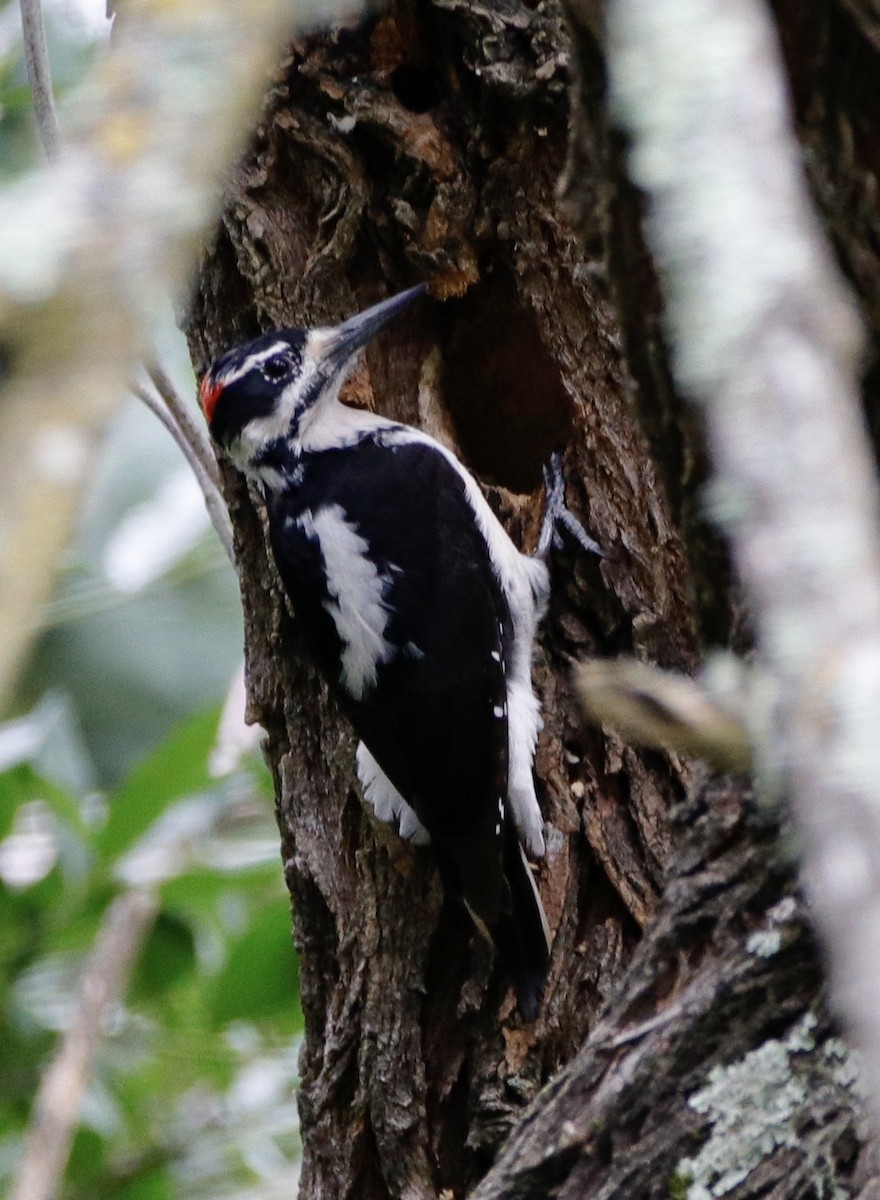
439 281 574 493
390 64 443 113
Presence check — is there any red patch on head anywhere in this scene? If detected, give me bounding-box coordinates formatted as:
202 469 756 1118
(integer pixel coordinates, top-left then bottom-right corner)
199 374 224 426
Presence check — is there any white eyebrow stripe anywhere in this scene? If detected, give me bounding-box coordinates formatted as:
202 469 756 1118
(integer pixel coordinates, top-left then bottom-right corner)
220 342 290 387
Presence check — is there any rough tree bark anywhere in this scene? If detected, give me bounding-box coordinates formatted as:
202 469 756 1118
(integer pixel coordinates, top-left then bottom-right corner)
185 2 880 1197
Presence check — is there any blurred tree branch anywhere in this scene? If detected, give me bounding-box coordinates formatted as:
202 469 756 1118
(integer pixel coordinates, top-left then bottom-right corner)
18 0 60 160
606 0 880 1135
0 0 347 710
9 891 159 1200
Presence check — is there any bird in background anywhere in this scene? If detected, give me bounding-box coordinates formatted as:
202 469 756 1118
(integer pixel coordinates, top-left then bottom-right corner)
199 283 605 1019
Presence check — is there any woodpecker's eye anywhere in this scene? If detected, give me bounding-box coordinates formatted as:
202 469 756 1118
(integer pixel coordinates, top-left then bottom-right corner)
262 356 291 382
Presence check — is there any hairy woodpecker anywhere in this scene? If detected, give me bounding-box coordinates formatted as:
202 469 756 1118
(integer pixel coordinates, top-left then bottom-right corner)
200 284 600 1019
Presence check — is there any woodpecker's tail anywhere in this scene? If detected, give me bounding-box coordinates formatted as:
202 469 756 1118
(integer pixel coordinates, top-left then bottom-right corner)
441 817 552 1020
492 824 551 1022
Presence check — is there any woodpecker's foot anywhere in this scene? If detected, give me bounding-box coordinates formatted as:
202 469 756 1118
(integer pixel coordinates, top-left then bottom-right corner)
537 452 608 561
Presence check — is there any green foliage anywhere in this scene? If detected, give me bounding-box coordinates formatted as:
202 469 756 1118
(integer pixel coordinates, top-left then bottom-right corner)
211 903 299 1025
0 704 303 1200
98 709 220 860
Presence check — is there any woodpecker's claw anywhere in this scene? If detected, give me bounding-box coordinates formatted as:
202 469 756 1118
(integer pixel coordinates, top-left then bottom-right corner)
537 452 608 561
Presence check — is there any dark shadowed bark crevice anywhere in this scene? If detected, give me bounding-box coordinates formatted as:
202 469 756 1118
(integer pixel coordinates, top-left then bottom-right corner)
184 1 880 1196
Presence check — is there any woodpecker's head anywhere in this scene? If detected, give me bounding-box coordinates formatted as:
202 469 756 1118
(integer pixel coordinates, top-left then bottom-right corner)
199 284 425 472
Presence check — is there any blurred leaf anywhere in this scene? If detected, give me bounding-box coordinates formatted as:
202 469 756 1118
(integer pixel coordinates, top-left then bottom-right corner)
131 911 197 1000
0 882 47 976
0 764 86 842
158 862 279 911
97 709 221 862
3 864 65 926
0 773 23 839
44 885 116 957
211 902 299 1026
0 82 33 114
67 1126 107 1184
114 1167 176 1200
0 692 98 796
243 751 275 799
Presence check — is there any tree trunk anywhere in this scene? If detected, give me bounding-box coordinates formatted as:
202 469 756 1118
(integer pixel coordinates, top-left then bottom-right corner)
184 2 880 1196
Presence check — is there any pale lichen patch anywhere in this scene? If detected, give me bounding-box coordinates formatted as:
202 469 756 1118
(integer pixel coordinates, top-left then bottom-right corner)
745 929 782 958
672 1013 861 1200
746 893 798 958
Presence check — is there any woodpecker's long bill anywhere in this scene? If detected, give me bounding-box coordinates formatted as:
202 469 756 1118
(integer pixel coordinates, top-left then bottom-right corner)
313 283 427 367
200 284 552 1020
199 284 426 465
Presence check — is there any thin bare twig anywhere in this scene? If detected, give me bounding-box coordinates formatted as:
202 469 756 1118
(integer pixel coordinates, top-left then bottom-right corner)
131 377 235 565
10 891 159 1200
146 361 222 491
18 0 61 159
